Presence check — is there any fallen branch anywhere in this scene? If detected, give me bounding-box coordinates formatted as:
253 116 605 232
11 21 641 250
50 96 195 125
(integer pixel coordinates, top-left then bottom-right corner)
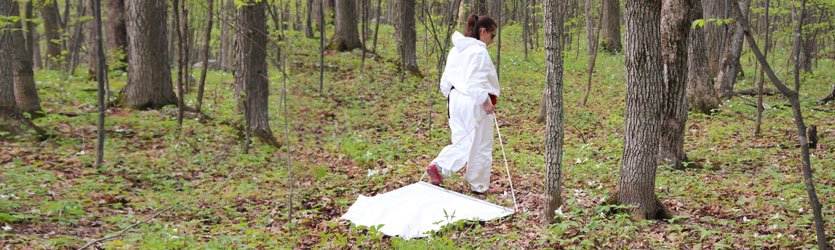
735 87 778 96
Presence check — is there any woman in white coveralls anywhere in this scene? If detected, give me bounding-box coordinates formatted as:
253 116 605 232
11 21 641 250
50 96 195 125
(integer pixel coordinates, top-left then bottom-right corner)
426 14 500 194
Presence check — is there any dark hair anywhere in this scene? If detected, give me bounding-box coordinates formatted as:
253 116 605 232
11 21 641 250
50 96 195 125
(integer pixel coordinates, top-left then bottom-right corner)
464 14 497 40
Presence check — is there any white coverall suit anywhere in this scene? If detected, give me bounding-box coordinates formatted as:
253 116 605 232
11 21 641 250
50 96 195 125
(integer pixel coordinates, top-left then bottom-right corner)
431 31 500 193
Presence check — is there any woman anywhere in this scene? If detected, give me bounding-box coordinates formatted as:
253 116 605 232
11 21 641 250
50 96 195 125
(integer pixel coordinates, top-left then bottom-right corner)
426 14 499 194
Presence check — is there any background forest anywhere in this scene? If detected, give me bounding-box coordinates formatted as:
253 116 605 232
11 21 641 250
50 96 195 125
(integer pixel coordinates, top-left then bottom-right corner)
1 0 835 248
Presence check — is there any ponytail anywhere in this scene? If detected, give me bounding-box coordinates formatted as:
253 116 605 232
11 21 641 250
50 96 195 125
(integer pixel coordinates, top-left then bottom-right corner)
464 14 497 40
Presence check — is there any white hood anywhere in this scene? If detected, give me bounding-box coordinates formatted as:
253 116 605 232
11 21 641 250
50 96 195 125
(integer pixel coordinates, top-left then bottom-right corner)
439 32 500 105
451 31 486 53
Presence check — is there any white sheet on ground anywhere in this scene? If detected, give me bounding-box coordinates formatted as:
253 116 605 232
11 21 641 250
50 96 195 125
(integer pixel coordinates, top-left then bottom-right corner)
341 181 514 239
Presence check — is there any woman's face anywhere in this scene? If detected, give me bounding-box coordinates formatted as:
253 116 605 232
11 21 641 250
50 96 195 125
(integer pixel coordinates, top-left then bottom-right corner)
479 27 496 46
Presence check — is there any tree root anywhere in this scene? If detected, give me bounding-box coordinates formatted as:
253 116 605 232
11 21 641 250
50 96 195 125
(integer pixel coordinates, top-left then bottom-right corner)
604 191 673 221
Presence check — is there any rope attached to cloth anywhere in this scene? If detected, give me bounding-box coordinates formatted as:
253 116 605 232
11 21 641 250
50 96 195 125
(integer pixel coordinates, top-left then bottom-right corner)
493 111 519 211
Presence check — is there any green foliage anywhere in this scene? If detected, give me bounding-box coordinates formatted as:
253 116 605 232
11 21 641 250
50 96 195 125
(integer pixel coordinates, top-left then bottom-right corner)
691 18 734 29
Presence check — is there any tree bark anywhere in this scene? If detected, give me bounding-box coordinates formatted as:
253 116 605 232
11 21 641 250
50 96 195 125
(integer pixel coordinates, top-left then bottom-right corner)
41 0 63 69
755 0 770 137
686 0 718 114
702 0 729 77
24 2 40 70
220 0 235 71
617 0 670 220
542 0 566 226
330 0 363 51
658 0 690 168
601 0 621 53
305 0 314 38
174 0 185 127
0 0 38 137
84 0 98 78
123 0 178 109
10 0 42 116
107 0 127 71
236 0 280 148
92 0 108 168
714 0 749 99
196 0 214 113
400 0 420 76
584 0 593 54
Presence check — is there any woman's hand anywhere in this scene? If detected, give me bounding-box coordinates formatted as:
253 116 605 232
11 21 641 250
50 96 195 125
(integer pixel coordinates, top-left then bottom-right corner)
483 98 494 114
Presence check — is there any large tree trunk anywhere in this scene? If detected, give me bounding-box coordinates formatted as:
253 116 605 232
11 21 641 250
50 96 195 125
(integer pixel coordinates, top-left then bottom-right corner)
23 2 38 70
107 0 127 71
0 0 38 137
219 0 235 71
236 0 280 148
330 0 363 51
714 0 749 99
123 0 177 109
686 0 719 114
702 0 729 77
601 0 621 53
10 0 42 116
616 0 670 220
659 0 690 169
399 0 419 76
41 0 63 70
541 0 566 226
84 0 98 78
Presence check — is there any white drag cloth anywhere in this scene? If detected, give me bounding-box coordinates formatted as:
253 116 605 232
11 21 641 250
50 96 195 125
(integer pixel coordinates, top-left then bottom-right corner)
341 182 514 239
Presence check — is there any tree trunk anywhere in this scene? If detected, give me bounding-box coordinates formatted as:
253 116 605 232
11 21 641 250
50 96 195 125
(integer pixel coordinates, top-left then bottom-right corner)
84 0 98 78
714 0 749 99
755 0 770 136
196 0 214 113
220 0 235 71
24 2 40 70
659 0 690 169
9 0 42 117
0 0 38 137
616 0 670 220
473 0 487 14
92 0 108 168
542 0 566 226
601 0 621 53
41 0 63 69
236 0 280 148
330 0 362 51
702 0 729 77
123 0 177 109
107 0 128 71
400 0 420 76
686 0 719 114
174 0 185 127
584 0 593 54
305 0 315 38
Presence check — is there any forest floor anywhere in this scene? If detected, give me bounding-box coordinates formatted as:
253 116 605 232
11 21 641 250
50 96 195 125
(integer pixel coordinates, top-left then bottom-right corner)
2 25 834 249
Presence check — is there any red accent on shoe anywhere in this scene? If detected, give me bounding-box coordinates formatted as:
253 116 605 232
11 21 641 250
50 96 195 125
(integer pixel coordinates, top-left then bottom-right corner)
426 163 443 185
